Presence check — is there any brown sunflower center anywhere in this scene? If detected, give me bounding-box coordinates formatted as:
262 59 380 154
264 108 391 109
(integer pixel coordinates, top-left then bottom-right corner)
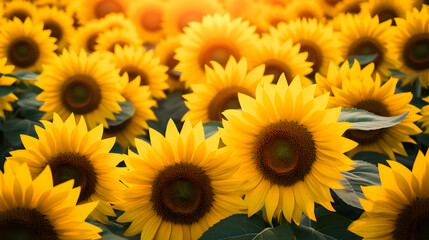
140 10 162 32
393 198 429 240
151 163 214 224
325 0 342 6
403 33 429 71
8 37 40 68
200 43 239 69
255 121 316 186
61 74 102 114
264 60 293 84
299 41 322 79
0 208 58 240
43 20 63 44
178 11 204 32
94 0 123 19
298 10 316 19
6 10 31 22
166 52 180 81
86 33 99 53
120 66 149 85
344 99 390 145
374 8 398 24
48 152 97 203
344 4 361 14
208 86 251 121
348 38 383 67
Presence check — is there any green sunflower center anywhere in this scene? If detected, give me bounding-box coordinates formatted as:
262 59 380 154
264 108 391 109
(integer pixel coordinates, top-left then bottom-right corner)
151 163 214 224
345 99 390 145
8 37 40 68
403 33 429 71
94 0 123 19
43 20 63 44
178 11 204 32
120 66 149 85
299 41 322 79
48 152 97 203
348 38 383 67
140 10 163 32
62 74 102 114
0 208 58 240
256 121 316 186
200 43 239 69
264 60 293 84
208 86 250 122
393 198 429 240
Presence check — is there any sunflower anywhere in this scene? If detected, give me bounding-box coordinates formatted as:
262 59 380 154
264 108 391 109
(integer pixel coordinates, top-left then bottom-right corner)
388 7 429 87
0 162 102 239
246 36 313 86
285 0 325 22
76 0 129 23
7 113 124 224
419 96 429 133
315 60 374 96
333 0 366 15
0 58 17 118
360 0 412 24
330 75 421 159
220 75 357 224
175 14 259 86
316 0 344 17
104 74 157 149
255 5 290 33
36 6 74 51
127 0 165 45
270 18 342 78
183 57 273 124
2 0 38 22
36 49 124 129
94 27 142 53
162 0 224 36
155 36 186 92
348 151 429 240
0 18 57 72
412 0 429 10
339 13 397 79
116 120 246 240
70 21 106 53
112 45 169 99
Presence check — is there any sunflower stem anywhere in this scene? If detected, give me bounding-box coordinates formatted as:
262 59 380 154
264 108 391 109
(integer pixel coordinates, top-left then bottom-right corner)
414 79 422 99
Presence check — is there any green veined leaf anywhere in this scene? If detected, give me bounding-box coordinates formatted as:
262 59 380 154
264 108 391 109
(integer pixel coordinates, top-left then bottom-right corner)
253 225 294 240
291 223 336 240
0 85 18 97
389 69 420 78
314 214 361 240
203 121 223 139
338 108 408 130
106 100 135 127
5 71 39 81
341 54 377 68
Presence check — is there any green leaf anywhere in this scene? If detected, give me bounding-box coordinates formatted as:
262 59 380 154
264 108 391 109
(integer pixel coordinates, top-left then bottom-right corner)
203 121 223 139
3 119 43 147
85 219 139 239
389 69 420 78
5 71 39 81
291 223 336 240
315 214 361 240
341 54 377 68
332 161 381 210
253 225 294 240
107 100 135 127
16 92 43 108
352 152 389 166
0 85 18 97
199 213 266 240
338 108 408 130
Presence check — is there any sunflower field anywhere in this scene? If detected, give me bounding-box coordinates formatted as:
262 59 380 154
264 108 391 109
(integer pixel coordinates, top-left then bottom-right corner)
1 0 429 239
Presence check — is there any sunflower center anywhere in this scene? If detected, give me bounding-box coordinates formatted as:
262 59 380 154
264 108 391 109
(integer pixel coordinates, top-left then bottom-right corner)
48 153 97 203
151 163 214 225
6 10 31 22
86 33 99 53
62 74 102 114
94 0 123 19
140 10 162 32
43 20 63 44
166 53 180 81
344 4 361 14
178 11 204 32
299 41 322 79
348 38 383 67
120 66 149 85
256 121 316 186
200 43 239 69
264 60 293 84
393 198 429 240
298 11 316 19
208 86 251 121
375 8 397 24
345 99 390 144
8 37 40 68
0 208 58 240
325 0 342 6
403 33 429 71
